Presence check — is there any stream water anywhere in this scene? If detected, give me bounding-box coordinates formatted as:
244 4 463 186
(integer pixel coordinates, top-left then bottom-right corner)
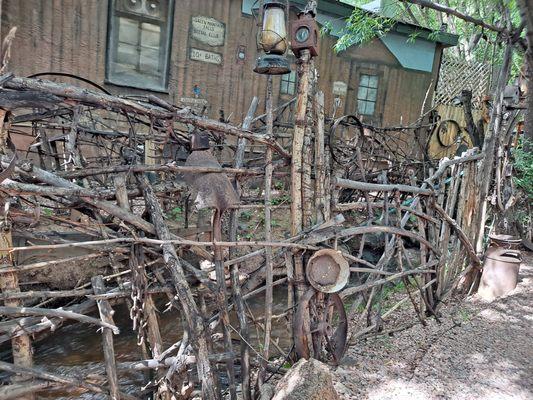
18 288 290 399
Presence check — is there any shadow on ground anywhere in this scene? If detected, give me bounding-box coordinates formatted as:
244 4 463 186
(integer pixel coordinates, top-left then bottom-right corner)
333 252 533 400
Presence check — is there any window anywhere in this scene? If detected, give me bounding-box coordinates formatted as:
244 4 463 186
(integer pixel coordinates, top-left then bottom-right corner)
357 74 378 116
280 70 297 95
106 0 174 91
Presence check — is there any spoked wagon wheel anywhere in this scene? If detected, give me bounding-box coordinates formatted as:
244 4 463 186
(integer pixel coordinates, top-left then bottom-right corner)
294 287 348 365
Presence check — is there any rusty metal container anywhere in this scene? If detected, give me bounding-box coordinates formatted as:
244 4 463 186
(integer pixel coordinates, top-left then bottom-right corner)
306 249 349 293
488 234 522 250
478 248 522 300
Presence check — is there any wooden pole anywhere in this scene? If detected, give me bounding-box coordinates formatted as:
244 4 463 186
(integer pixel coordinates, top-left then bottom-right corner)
136 173 220 400
91 275 120 400
314 91 326 224
229 97 258 400
475 41 513 252
260 76 274 385
291 49 311 236
291 50 311 307
212 208 237 400
302 125 313 227
0 223 34 400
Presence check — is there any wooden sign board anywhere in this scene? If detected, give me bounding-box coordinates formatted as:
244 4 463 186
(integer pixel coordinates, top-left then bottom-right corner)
190 48 223 65
179 97 209 114
333 81 348 96
191 16 225 47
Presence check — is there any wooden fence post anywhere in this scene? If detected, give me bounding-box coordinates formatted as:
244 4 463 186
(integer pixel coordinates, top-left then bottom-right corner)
0 205 34 399
91 275 120 400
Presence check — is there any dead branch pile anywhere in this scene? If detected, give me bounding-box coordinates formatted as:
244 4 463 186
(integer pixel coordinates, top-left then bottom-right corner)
0 69 502 400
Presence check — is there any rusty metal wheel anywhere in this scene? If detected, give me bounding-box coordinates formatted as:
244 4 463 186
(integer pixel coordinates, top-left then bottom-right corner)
294 287 348 365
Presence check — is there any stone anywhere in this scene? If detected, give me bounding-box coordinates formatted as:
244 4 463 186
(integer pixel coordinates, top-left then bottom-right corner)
272 358 339 400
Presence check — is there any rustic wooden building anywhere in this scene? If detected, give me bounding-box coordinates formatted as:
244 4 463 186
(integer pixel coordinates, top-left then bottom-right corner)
1 0 457 127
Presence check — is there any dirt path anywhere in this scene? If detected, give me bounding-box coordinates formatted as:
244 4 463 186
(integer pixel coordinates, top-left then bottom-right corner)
333 252 533 400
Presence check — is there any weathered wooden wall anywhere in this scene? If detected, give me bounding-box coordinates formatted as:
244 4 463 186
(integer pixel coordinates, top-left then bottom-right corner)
1 0 442 128
427 104 483 159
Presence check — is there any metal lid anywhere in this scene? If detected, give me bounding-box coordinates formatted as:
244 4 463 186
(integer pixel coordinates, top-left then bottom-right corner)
488 234 521 244
306 249 349 293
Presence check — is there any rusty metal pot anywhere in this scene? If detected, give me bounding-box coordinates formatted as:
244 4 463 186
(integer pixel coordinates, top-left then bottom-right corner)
478 248 522 300
306 249 349 294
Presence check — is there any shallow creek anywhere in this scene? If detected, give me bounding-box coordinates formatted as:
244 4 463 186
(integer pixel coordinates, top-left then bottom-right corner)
22 288 290 399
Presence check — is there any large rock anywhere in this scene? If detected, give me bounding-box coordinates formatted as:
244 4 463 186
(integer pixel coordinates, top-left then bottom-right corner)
272 358 339 400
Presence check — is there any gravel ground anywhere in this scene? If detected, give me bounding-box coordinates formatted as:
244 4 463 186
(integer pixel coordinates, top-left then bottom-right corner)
333 252 533 400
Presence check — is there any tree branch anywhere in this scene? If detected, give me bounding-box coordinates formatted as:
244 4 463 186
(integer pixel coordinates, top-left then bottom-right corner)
400 0 505 33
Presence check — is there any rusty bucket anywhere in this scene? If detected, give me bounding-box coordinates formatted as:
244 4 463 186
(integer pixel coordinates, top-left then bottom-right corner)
306 249 349 294
478 248 522 300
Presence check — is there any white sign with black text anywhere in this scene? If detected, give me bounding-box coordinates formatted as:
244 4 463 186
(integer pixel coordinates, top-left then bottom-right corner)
190 48 223 65
191 16 225 47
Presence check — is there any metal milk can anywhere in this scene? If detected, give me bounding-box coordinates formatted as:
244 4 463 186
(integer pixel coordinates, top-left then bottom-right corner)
478 247 522 300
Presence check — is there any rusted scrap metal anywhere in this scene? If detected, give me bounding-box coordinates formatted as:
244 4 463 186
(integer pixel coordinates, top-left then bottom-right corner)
294 287 348 364
183 132 239 211
306 249 349 294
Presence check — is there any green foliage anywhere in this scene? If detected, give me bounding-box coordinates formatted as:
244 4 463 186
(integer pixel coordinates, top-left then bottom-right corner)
241 210 253 221
458 308 472 322
513 140 533 199
274 180 285 191
271 195 291 206
42 207 53 217
332 0 525 79
167 206 184 222
381 280 406 300
282 361 293 369
324 7 395 52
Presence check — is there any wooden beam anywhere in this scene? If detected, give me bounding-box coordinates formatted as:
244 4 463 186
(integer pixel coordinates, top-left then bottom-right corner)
92 276 120 400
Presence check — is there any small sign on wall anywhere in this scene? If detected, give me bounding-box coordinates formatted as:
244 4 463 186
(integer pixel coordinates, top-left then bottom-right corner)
180 97 209 114
190 48 223 65
191 16 226 47
333 81 348 96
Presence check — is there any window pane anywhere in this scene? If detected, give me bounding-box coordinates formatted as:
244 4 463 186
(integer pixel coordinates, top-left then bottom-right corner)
367 88 378 101
289 71 297 84
288 82 295 95
118 17 139 46
368 75 378 88
365 101 375 115
140 47 160 72
358 100 375 116
358 100 365 114
140 23 161 49
358 86 368 100
360 75 369 87
281 80 288 94
116 42 138 67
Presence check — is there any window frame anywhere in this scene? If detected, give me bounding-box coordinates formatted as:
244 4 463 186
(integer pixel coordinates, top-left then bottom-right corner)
357 73 379 116
106 0 175 92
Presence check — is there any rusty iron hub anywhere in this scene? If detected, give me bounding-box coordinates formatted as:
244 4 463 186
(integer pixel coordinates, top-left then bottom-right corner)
294 287 348 365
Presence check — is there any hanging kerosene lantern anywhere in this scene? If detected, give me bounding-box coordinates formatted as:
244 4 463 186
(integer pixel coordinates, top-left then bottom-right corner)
254 0 291 75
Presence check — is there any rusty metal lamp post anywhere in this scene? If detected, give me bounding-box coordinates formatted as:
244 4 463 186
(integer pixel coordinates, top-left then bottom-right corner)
254 0 291 75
